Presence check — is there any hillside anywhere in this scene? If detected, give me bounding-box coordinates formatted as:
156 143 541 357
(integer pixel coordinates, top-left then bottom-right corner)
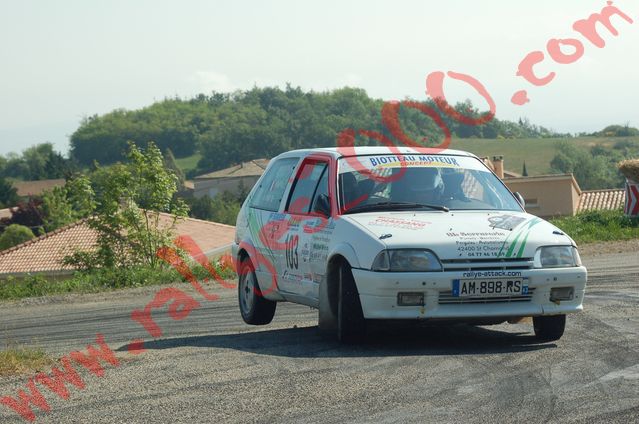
69 86 568 174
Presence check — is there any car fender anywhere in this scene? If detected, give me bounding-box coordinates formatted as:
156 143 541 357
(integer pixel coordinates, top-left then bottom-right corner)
327 242 361 269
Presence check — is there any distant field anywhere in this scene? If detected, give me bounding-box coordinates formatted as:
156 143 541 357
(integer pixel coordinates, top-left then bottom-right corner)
175 153 201 174
177 137 639 177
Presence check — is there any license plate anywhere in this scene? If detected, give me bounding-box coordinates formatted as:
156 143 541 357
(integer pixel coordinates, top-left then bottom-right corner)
452 278 529 298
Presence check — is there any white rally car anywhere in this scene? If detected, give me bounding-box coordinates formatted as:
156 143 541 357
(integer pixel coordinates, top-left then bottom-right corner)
232 147 587 342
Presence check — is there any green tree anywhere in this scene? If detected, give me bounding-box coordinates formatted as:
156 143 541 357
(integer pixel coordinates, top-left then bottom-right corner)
0 224 35 250
4 152 28 179
41 175 96 231
1 143 72 180
550 142 624 189
188 192 240 225
0 177 19 208
64 142 188 271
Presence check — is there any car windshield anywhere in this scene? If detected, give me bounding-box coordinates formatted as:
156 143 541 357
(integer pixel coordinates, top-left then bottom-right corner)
337 153 522 213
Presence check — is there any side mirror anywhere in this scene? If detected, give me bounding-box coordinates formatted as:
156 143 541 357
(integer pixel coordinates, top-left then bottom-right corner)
312 194 331 218
514 192 526 209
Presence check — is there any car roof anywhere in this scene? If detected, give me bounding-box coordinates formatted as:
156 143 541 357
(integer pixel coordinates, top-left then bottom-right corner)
273 146 478 161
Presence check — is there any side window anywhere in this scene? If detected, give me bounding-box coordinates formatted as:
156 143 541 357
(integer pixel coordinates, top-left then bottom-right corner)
250 158 298 211
286 161 328 214
310 168 329 213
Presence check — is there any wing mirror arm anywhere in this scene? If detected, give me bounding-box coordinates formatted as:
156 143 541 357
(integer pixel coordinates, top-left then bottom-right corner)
514 192 526 209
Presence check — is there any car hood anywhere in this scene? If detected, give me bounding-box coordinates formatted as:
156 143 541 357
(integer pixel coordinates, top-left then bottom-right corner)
342 210 573 260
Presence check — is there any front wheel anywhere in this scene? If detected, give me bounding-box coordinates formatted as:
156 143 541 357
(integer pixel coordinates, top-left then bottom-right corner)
337 264 366 343
238 257 276 325
533 314 566 342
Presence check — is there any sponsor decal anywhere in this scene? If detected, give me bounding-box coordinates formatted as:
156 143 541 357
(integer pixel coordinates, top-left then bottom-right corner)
449 230 509 258
368 216 432 231
368 155 460 168
462 270 523 279
488 214 527 231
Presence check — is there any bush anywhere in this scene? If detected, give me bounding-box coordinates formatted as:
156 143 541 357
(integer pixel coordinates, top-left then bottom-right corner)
594 125 639 137
0 224 35 250
0 274 55 300
0 198 45 236
551 209 639 244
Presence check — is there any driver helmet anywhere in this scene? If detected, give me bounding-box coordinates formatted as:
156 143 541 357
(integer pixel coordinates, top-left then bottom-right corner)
394 167 444 202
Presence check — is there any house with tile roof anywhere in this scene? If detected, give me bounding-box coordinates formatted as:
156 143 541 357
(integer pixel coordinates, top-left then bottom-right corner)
193 159 269 199
0 213 235 278
484 156 624 217
503 174 582 218
503 173 625 218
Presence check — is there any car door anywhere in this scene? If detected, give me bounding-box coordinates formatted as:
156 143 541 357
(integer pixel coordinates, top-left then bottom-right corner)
247 157 299 287
279 156 333 300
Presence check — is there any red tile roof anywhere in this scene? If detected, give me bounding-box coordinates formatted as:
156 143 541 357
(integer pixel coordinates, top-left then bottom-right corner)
0 213 235 277
577 189 625 213
0 220 97 275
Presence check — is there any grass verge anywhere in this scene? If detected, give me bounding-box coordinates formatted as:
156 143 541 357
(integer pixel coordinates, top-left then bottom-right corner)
0 260 236 301
551 209 639 244
0 346 54 376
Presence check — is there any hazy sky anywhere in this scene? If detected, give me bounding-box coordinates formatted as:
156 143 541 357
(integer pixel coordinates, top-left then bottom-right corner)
0 0 637 155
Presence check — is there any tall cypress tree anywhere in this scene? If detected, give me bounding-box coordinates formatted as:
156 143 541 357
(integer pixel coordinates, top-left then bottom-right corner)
163 148 186 186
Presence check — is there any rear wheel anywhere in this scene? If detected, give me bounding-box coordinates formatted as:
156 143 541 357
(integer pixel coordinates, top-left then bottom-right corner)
337 264 366 343
238 257 276 325
533 314 565 341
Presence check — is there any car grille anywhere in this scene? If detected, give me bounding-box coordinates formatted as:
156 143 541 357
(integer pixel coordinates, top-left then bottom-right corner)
438 288 536 305
441 258 533 272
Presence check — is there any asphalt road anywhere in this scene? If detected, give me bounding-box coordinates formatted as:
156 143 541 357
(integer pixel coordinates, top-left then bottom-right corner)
1 246 638 423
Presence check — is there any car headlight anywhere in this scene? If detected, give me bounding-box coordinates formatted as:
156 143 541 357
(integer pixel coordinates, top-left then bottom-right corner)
372 249 442 272
533 246 581 268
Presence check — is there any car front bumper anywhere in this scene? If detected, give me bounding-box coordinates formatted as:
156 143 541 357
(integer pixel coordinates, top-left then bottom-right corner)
351 266 587 320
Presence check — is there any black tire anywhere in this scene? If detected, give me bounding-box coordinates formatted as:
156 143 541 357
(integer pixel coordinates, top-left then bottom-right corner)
533 314 566 342
238 257 276 325
337 264 366 343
